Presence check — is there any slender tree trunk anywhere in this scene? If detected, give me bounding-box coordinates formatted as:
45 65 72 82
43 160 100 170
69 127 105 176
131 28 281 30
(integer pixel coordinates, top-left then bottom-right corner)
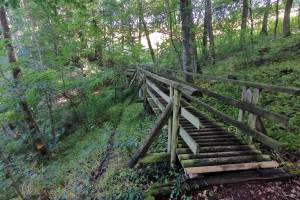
138 0 156 64
240 0 249 45
283 0 294 37
249 0 254 45
206 0 215 63
0 6 47 153
298 7 300 28
274 0 280 37
261 0 271 35
164 0 182 66
202 14 208 61
180 0 195 82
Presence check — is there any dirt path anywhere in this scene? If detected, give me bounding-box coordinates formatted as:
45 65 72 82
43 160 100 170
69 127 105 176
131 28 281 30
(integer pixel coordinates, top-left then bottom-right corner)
90 130 116 182
190 177 300 200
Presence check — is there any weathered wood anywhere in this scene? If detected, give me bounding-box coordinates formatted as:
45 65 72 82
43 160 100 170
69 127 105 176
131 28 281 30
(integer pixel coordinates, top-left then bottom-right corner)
150 67 300 96
184 161 279 174
140 68 201 96
171 89 180 167
146 87 165 111
146 97 161 115
138 153 170 164
181 154 271 168
167 86 173 153
128 70 138 88
178 150 262 160
128 100 173 168
182 92 283 150
179 127 199 154
146 78 170 102
181 107 202 129
176 145 256 154
190 84 288 127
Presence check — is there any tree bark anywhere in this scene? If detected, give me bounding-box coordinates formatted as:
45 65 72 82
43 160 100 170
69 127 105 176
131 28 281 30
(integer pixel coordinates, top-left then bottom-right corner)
138 0 156 64
204 0 215 63
180 0 195 82
164 0 182 66
0 6 47 154
240 0 249 45
283 0 294 37
261 0 271 35
274 0 280 37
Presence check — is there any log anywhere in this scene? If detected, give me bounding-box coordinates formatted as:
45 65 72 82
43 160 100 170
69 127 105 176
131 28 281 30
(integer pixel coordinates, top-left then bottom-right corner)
128 100 173 168
181 92 283 151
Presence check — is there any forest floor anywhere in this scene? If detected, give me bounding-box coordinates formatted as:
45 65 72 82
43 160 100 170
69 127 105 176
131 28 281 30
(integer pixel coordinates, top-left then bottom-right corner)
189 177 300 200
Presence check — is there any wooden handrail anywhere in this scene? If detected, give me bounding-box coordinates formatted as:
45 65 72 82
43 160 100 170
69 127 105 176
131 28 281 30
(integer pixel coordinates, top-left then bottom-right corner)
143 67 300 96
181 91 283 151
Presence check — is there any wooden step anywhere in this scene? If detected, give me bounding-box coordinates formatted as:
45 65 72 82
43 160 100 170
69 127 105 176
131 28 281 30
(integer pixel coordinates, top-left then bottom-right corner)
184 161 279 174
176 145 256 154
177 150 262 160
181 154 271 168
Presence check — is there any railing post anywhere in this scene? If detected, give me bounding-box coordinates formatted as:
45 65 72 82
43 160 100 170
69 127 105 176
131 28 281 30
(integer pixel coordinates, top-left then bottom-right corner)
167 86 173 153
171 87 180 167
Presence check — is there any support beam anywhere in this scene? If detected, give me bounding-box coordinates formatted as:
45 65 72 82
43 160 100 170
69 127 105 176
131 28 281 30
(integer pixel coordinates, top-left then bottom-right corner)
179 127 199 154
171 89 180 167
181 107 202 129
147 87 165 111
146 78 170 102
128 100 173 168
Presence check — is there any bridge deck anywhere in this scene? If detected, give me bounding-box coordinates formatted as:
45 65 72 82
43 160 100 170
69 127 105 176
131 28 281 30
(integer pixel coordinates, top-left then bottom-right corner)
147 87 278 175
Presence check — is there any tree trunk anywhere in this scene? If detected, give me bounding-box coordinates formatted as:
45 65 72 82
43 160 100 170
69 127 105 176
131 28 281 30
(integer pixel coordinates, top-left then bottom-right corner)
0 6 47 154
180 0 195 82
164 0 182 66
261 0 271 35
203 0 215 63
298 7 300 28
283 0 294 37
138 0 156 64
274 0 280 37
240 0 249 45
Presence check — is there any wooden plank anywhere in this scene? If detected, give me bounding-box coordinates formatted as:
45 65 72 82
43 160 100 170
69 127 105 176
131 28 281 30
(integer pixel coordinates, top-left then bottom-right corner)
138 153 170 164
146 97 161 115
171 89 180 167
146 87 165 111
140 68 201 96
178 150 262 160
128 100 173 168
176 145 256 154
182 92 283 150
193 85 289 127
179 127 199 154
184 161 279 174
181 107 202 129
146 78 170 102
151 67 300 96
167 86 173 153
181 154 271 168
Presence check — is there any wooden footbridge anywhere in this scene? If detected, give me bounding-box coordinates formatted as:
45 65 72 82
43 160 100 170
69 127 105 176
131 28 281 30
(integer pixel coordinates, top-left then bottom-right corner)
127 67 299 177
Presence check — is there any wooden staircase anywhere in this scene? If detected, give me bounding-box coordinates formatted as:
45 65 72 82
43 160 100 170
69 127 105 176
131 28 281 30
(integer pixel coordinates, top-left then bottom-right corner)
127 68 298 177
151 92 278 175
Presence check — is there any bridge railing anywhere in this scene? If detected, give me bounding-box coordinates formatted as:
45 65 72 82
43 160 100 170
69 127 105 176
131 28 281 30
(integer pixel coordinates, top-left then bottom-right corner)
128 68 299 168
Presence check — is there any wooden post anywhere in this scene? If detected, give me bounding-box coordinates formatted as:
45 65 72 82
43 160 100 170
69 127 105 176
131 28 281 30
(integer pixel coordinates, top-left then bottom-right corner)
167 86 173 153
171 88 180 167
